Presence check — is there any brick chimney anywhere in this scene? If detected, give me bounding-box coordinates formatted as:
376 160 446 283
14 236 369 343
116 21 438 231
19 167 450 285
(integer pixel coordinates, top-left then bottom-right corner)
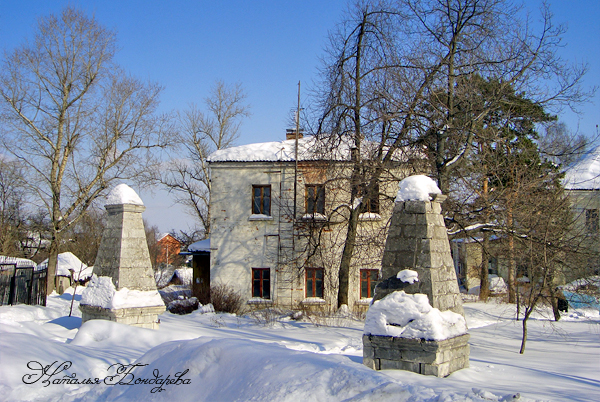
286 128 303 140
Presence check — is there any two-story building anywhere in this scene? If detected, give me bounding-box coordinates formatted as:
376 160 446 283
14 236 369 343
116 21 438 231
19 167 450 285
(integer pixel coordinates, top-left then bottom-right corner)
206 131 423 312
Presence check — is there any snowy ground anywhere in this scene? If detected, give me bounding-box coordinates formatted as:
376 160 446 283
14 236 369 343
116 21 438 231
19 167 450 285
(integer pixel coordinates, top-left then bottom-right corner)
0 290 598 402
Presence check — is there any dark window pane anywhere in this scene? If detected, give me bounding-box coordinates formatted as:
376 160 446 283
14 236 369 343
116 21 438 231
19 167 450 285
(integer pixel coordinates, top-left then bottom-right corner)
253 187 261 214
263 187 271 216
361 281 368 298
316 186 325 214
253 279 260 297
315 278 323 298
307 277 314 297
306 187 314 214
263 278 270 299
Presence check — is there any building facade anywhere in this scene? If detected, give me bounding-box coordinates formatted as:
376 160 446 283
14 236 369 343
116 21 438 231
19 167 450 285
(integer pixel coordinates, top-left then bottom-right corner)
207 133 423 311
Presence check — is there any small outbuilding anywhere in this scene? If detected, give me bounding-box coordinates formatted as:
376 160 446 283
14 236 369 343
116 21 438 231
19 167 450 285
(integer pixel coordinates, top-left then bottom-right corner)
180 239 211 305
38 252 93 294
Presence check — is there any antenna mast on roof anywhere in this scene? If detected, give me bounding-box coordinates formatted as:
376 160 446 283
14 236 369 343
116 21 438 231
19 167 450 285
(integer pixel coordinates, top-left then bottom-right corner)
293 81 300 222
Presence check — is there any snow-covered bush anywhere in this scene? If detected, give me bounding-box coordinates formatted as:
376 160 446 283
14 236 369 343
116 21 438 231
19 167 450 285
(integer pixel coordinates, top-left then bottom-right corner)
167 297 199 315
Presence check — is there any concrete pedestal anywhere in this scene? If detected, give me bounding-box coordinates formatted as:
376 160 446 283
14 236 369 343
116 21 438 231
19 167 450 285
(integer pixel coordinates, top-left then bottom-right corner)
363 333 470 377
80 304 165 329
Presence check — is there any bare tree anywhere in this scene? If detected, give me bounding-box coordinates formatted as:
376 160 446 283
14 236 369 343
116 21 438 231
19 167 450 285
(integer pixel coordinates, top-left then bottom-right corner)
159 81 250 236
314 0 592 307
0 7 173 293
0 158 28 256
60 207 105 266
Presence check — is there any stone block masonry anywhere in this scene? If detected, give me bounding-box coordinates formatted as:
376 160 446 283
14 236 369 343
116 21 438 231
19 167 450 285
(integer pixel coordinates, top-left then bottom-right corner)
80 304 165 329
363 334 470 377
365 178 469 377
93 204 157 291
80 184 165 328
377 194 464 316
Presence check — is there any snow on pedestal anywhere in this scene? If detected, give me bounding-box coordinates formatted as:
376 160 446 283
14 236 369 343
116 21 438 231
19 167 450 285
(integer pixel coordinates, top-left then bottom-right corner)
363 271 469 377
363 177 469 376
80 184 165 329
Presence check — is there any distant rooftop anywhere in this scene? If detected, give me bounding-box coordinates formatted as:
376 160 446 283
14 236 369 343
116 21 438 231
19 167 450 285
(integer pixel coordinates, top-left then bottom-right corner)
563 145 600 190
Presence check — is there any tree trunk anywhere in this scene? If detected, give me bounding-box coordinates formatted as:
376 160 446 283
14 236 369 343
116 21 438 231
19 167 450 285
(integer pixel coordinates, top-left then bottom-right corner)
46 232 59 295
479 176 490 301
337 206 360 308
507 206 517 303
519 307 531 354
479 231 490 301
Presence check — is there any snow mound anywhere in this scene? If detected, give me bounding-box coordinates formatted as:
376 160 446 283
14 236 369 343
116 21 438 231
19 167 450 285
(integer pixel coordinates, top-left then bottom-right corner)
489 275 507 293
174 268 192 286
38 252 92 280
81 275 164 309
69 319 182 352
397 269 418 284
395 175 441 202
364 291 467 340
105 183 144 206
95 337 396 401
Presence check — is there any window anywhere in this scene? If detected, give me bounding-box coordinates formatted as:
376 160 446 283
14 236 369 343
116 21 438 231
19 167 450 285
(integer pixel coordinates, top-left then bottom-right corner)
305 268 324 298
586 209 599 234
252 185 271 215
252 268 270 299
361 183 380 214
488 257 498 275
305 184 325 215
360 269 379 299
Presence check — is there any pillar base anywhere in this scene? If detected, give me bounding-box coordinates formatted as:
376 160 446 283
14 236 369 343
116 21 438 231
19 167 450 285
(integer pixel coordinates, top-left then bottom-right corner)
80 304 165 329
363 333 470 377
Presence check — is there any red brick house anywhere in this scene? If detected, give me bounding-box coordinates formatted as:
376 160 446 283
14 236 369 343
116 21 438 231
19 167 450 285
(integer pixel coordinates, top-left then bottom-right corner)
156 233 182 265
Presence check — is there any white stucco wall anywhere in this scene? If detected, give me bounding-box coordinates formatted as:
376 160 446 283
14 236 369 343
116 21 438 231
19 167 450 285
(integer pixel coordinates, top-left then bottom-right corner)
209 160 410 310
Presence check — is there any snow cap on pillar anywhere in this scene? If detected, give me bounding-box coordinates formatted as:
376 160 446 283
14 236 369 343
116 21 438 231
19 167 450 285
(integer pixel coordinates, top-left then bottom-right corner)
105 183 144 206
395 175 441 202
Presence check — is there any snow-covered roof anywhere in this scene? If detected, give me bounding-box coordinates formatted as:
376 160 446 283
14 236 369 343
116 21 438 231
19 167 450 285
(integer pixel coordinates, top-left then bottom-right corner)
207 135 417 163
38 252 93 280
208 136 339 162
0 256 37 269
157 233 179 242
563 145 600 190
188 239 210 253
105 183 144 206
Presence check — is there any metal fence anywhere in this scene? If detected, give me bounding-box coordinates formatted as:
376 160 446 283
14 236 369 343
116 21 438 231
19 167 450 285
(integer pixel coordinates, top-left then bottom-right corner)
0 263 47 306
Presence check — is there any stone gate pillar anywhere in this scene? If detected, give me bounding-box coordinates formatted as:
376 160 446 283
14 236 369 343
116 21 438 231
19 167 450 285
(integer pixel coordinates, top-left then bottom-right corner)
363 175 469 377
79 184 165 329
377 193 464 315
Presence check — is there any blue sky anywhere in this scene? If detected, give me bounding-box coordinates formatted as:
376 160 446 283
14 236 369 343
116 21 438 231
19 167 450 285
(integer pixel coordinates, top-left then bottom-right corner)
1 1 598 233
